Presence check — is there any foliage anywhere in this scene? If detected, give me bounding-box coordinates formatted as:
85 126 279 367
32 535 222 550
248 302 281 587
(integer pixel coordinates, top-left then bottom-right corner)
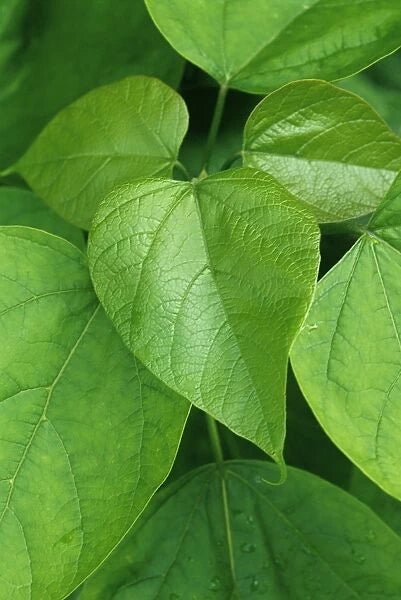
1 1 401 598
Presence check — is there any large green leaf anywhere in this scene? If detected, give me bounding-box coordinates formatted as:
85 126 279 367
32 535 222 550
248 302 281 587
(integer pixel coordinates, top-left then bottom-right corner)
80 460 401 599
88 167 320 464
243 80 401 222
0 0 183 168
348 467 401 538
291 173 401 501
145 0 401 93
0 227 189 599
12 76 189 230
0 186 85 249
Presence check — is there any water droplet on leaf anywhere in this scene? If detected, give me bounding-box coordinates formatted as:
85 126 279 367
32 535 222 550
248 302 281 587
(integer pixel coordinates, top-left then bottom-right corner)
241 542 256 553
209 576 221 591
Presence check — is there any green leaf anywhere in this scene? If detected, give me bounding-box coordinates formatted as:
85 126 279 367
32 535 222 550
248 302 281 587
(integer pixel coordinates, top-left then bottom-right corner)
0 226 189 599
0 186 85 249
13 76 189 230
0 0 183 168
340 73 401 136
145 0 401 94
291 172 401 501
88 167 320 463
243 80 401 223
80 460 401 599
348 467 401 538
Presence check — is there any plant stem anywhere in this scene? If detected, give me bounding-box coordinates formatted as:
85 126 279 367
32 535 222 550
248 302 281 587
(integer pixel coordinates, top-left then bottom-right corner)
205 415 238 596
201 85 228 172
174 160 191 181
206 414 224 465
220 151 242 172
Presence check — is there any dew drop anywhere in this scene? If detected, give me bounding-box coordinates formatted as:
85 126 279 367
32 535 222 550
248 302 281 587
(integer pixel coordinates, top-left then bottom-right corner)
366 529 376 541
254 474 263 485
353 553 366 564
209 576 221 591
251 576 259 591
241 542 256 553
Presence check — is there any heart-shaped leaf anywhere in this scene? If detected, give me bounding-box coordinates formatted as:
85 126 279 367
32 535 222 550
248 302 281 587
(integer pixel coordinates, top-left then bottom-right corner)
0 227 189 599
291 173 401 500
0 186 85 249
243 80 401 222
88 168 320 464
145 0 401 93
80 460 401 599
0 0 183 168
13 76 189 230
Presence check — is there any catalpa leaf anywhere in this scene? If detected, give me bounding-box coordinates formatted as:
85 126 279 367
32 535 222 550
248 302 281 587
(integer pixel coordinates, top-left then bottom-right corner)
80 461 401 599
0 227 189 600
0 0 183 168
0 186 85 249
88 168 320 465
291 173 401 501
243 80 401 223
145 0 401 93
12 76 189 230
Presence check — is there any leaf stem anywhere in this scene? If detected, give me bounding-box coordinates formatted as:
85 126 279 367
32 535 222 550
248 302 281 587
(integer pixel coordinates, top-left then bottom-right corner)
220 151 242 172
201 85 228 172
205 414 238 596
206 414 224 465
174 160 191 181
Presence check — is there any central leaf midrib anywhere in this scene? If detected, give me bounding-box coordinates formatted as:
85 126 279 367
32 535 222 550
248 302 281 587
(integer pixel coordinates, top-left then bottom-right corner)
228 468 361 599
231 0 320 82
191 185 274 453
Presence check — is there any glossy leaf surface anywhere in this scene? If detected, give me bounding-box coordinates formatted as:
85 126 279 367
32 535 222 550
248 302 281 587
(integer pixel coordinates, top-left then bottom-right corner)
14 76 189 229
291 174 401 500
0 227 189 599
0 187 85 249
88 168 320 463
243 80 401 222
0 0 183 168
80 461 401 599
146 0 401 93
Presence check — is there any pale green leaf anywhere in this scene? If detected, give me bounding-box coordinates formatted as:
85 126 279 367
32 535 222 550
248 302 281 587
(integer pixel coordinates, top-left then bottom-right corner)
0 186 85 249
0 226 189 600
80 461 401 599
0 0 183 168
88 168 320 463
291 173 401 500
145 0 401 93
243 80 401 222
13 76 189 230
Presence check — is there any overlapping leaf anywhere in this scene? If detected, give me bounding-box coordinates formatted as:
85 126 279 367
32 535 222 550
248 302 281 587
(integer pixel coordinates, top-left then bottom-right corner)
0 0 183 168
243 80 401 222
0 187 85 249
88 168 320 464
0 227 189 599
146 0 401 93
80 461 401 599
12 76 189 229
291 173 401 501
